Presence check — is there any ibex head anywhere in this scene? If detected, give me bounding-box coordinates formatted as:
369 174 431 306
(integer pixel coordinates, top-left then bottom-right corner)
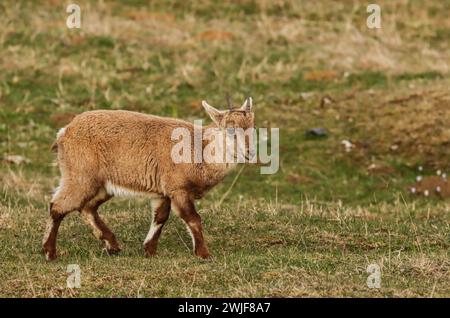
201 97 255 161
201 96 254 129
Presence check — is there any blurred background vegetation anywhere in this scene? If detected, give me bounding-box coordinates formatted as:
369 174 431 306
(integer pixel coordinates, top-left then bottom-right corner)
1 0 449 204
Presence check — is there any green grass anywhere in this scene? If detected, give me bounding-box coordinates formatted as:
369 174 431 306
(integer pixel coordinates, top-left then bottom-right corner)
1 191 449 297
0 0 449 297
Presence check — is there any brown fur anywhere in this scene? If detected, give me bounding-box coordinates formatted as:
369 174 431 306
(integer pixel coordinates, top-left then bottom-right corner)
42 98 254 260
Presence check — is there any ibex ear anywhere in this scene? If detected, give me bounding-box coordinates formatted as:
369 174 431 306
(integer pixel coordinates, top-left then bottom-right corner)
240 97 253 112
202 101 224 125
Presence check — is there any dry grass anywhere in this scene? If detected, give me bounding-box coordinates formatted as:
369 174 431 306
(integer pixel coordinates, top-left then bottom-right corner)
0 181 449 297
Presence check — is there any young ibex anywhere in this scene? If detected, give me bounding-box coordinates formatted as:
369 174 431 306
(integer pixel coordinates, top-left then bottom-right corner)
42 97 254 260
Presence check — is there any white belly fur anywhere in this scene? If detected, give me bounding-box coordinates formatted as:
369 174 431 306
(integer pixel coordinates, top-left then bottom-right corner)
105 181 160 198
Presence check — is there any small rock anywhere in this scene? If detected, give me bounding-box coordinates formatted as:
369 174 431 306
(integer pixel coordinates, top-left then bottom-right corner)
341 140 354 152
390 144 399 151
305 127 328 138
320 95 334 107
300 92 315 100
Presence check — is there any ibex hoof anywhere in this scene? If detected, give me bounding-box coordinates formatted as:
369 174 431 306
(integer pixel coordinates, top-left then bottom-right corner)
144 250 157 258
105 247 121 255
43 247 57 261
196 250 212 260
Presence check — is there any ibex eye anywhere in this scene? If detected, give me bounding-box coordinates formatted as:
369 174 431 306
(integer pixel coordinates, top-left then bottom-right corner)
226 128 235 135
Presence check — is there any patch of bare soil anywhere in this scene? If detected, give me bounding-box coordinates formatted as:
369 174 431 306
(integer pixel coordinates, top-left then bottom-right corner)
332 88 450 170
408 176 450 199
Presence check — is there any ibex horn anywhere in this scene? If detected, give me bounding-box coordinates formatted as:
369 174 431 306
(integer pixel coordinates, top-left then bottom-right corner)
226 93 233 110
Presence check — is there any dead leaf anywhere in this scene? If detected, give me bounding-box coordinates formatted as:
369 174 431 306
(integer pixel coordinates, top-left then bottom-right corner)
125 11 175 22
320 95 335 107
287 173 313 184
196 30 233 42
304 70 338 81
300 92 315 100
188 100 203 111
3 155 30 165
367 164 396 176
50 113 76 127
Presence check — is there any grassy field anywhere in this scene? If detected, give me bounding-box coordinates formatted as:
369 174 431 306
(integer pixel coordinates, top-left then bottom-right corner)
0 0 449 297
